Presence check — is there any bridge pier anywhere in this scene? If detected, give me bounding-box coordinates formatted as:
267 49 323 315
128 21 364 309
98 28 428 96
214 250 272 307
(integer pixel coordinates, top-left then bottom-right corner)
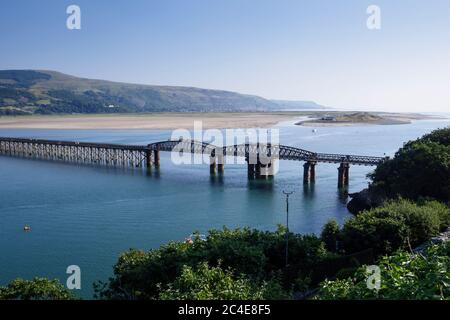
247 163 256 178
259 159 278 178
210 156 216 174
303 161 316 184
153 149 160 167
246 154 256 179
338 163 350 188
145 149 152 168
255 162 261 177
217 154 224 174
246 155 278 180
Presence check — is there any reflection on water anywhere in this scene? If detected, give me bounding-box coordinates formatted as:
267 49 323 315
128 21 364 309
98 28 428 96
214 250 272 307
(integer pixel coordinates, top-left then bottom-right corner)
337 188 350 205
146 167 161 179
247 177 275 191
302 183 316 200
209 173 224 186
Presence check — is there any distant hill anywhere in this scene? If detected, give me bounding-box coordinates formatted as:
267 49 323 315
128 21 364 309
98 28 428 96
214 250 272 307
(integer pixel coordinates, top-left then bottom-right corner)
0 70 323 115
270 99 327 110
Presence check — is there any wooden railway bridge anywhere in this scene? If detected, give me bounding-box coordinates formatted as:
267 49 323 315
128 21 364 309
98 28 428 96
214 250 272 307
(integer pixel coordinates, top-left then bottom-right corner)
0 137 387 187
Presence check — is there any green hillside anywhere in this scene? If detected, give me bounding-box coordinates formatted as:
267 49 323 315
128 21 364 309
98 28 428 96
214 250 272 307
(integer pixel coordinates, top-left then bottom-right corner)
0 70 322 115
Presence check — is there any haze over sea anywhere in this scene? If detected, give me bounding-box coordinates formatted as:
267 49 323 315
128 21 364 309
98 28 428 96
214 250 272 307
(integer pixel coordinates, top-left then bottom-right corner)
0 117 449 298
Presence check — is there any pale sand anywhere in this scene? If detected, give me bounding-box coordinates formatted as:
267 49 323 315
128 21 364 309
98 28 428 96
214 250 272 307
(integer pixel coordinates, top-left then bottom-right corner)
298 119 410 127
0 113 295 130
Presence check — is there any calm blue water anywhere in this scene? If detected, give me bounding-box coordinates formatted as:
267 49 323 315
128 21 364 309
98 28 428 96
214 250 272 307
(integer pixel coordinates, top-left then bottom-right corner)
0 118 449 298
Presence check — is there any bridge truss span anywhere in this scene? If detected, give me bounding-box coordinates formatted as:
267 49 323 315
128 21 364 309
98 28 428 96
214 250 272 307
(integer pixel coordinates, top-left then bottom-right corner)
0 137 387 187
0 137 149 168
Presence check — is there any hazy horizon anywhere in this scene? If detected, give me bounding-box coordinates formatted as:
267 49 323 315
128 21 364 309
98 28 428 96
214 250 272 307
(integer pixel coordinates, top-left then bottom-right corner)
1 0 450 112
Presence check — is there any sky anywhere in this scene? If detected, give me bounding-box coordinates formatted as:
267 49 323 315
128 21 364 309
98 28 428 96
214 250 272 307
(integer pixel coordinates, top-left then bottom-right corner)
0 0 449 112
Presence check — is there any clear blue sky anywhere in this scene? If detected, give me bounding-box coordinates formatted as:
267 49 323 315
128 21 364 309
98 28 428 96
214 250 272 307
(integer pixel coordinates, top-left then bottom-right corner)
1 0 449 112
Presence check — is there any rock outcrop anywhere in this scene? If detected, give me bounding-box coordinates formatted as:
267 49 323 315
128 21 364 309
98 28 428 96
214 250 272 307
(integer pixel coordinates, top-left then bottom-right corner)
347 188 386 215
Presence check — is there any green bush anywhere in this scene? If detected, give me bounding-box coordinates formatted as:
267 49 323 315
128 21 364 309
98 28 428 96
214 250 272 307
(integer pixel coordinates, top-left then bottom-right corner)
418 199 450 230
341 199 448 255
316 242 450 300
95 226 330 300
159 262 288 300
0 278 76 300
321 220 341 252
369 128 450 202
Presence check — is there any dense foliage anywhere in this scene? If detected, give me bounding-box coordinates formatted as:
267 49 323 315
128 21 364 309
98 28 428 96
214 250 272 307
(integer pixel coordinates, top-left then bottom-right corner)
321 220 341 253
94 227 335 300
0 278 75 300
159 262 287 300
325 199 449 256
317 242 450 300
369 128 450 202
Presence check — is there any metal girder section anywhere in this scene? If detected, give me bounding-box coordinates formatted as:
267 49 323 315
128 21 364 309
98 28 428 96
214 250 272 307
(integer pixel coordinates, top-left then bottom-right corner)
1 137 386 167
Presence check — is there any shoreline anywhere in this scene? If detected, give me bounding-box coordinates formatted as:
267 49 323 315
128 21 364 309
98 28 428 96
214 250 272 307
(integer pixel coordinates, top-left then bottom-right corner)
0 113 295 130
0 112 444 130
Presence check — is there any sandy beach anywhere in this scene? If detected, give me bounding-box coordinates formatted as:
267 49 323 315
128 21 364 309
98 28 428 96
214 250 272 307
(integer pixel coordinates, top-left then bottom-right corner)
0 113 296 130
0 112 441 130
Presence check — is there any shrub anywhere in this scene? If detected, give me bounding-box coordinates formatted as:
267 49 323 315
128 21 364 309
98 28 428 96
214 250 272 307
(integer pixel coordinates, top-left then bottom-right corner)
321 220 341 252
341 199 448 255
95 226 329 300
0 278 76 300
316 242 450 300
159 262 288 300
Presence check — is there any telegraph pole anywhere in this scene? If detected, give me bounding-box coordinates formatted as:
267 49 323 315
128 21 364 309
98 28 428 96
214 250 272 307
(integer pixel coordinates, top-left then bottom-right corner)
283 190 294 267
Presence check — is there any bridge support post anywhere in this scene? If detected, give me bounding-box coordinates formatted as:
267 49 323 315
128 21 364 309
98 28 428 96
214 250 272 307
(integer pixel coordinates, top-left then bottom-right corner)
247 163 255 178
246 153 278 180
217 154 224 174
303 161 316 184
153 149 160 167
259 159 278 178
210 156 216 174
145 149 152 169
246 154 256 179
338 163 350 188
255 163 261 177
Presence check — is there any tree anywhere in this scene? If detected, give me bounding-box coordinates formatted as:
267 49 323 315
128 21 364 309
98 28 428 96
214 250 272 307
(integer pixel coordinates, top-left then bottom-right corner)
0 278 76 300
321 220 341 252
369 128 450 202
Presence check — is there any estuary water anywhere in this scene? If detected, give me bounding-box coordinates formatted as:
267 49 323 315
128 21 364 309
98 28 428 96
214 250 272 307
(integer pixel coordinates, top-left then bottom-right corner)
0 118 449 298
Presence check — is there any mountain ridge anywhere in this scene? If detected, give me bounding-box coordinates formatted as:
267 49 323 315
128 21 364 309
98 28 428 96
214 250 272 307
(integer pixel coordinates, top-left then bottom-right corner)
0 70 326 115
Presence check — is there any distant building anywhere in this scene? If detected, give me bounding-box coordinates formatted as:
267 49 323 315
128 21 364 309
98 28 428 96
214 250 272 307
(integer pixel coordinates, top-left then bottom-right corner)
321 115 336 121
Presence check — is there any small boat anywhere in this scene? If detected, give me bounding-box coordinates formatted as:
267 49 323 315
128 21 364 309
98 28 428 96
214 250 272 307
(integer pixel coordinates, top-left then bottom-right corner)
312 129 318 133
23 225 31 231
